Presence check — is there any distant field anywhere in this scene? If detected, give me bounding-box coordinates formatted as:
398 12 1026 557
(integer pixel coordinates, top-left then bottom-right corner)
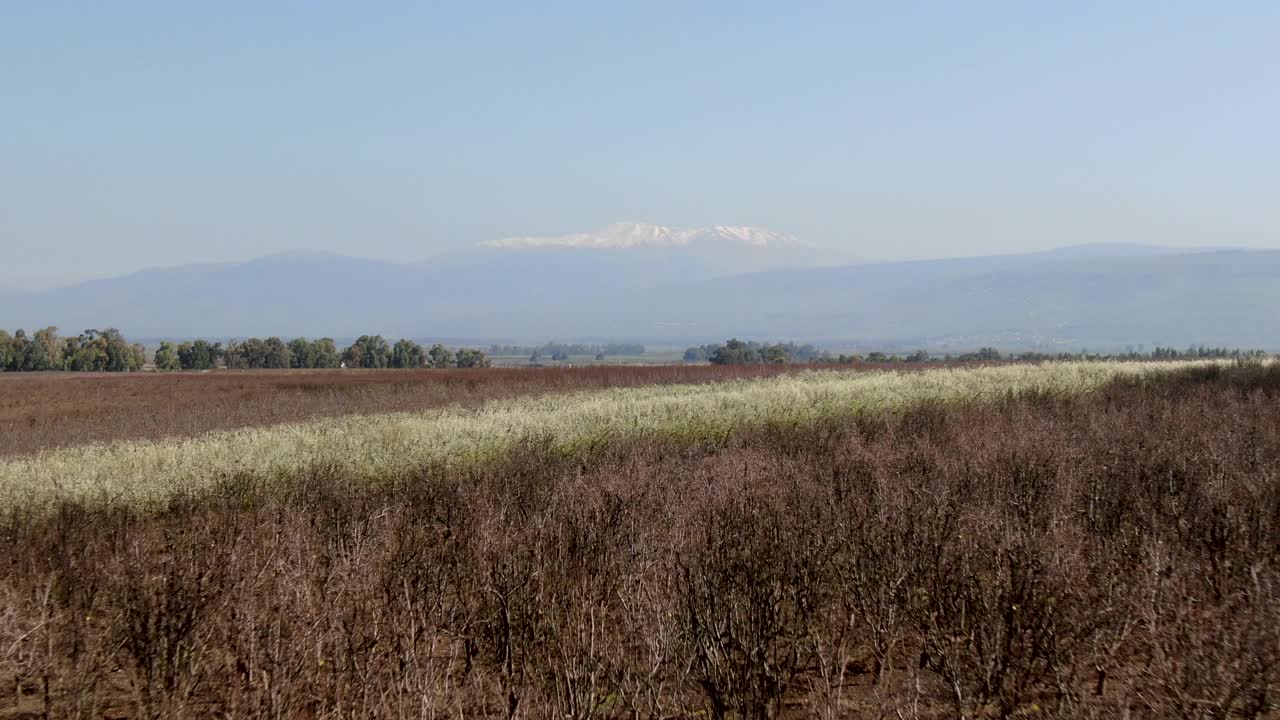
0 363 859 457
485 351 687 367
0 360 1212 509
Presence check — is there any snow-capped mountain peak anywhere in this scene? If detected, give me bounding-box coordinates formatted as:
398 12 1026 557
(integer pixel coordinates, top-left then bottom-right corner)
479 222 809 250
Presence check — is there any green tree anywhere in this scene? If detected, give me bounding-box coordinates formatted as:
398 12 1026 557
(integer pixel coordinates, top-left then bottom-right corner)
19 329 48 371
366 336 391 368
262 337 291 369
427 343 455 369
761 344 790 364
454 347 490 368
343 335 391 369
129 343 147 371
31 326 63 370
224 337 290 369
154 341 181 371
310 338 340 368
240 338 268 368
709 339 758 365
177 339 220 370
288 338 314 368
222 340 247 369
391 339 424 368
0 330 13 371
9 330 33 371
340 342 360 368
98 328 141 371
66 330 106 371
176 342 196 368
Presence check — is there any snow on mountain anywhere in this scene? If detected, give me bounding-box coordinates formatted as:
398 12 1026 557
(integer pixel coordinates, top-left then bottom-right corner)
479 222 810 250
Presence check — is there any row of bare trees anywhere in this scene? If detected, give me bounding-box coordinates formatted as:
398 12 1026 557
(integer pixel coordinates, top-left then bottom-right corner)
3 363 1280 718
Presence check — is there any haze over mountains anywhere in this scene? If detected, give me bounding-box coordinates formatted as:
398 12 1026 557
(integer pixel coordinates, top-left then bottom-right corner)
3 223 1277 349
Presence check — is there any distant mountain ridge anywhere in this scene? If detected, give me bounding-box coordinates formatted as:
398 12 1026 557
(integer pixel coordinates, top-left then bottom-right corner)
2 228 1277 349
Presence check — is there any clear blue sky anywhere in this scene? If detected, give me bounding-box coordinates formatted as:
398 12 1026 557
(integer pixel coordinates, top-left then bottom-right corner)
2 2 1277 287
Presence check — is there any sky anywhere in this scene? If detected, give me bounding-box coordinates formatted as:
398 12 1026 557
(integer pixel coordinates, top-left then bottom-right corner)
2 2 1278 288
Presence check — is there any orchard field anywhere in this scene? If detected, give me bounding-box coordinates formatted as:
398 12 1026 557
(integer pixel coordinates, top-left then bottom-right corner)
0 363 843 457
2 360 1279 718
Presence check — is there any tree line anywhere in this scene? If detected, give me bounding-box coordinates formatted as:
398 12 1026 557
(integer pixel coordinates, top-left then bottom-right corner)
683 339 823 365
0 327 145 372
0 327 491 372
7 327 1269 373
686 339 1273 366
162 335 491 370
910 345 1271 363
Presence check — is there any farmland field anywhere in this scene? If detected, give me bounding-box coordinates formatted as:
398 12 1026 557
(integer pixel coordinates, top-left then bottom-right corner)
485 350 688 367
3 360 1280 718
0 361 1201 509
0 363 847 457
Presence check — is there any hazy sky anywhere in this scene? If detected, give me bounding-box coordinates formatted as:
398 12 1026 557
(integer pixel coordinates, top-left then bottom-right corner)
2 2 1278 288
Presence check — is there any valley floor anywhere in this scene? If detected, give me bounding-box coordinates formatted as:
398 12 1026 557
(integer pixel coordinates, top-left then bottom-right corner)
0 363 830 457
2 361 1278 717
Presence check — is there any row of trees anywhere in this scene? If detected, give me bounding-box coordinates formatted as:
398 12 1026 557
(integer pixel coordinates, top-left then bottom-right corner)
687 342 1029 366
0 328 145 372
154 335 491 371
336 335 489 369
154 340 231 370
8 328 1269 373
831 348 989 363
684 339 823 365
687 340 1274 366
0 327 491 372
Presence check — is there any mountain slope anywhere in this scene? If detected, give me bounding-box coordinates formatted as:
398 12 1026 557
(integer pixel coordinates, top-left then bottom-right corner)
2 237 1277 348
545 249 1280 347
3 224 837 338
